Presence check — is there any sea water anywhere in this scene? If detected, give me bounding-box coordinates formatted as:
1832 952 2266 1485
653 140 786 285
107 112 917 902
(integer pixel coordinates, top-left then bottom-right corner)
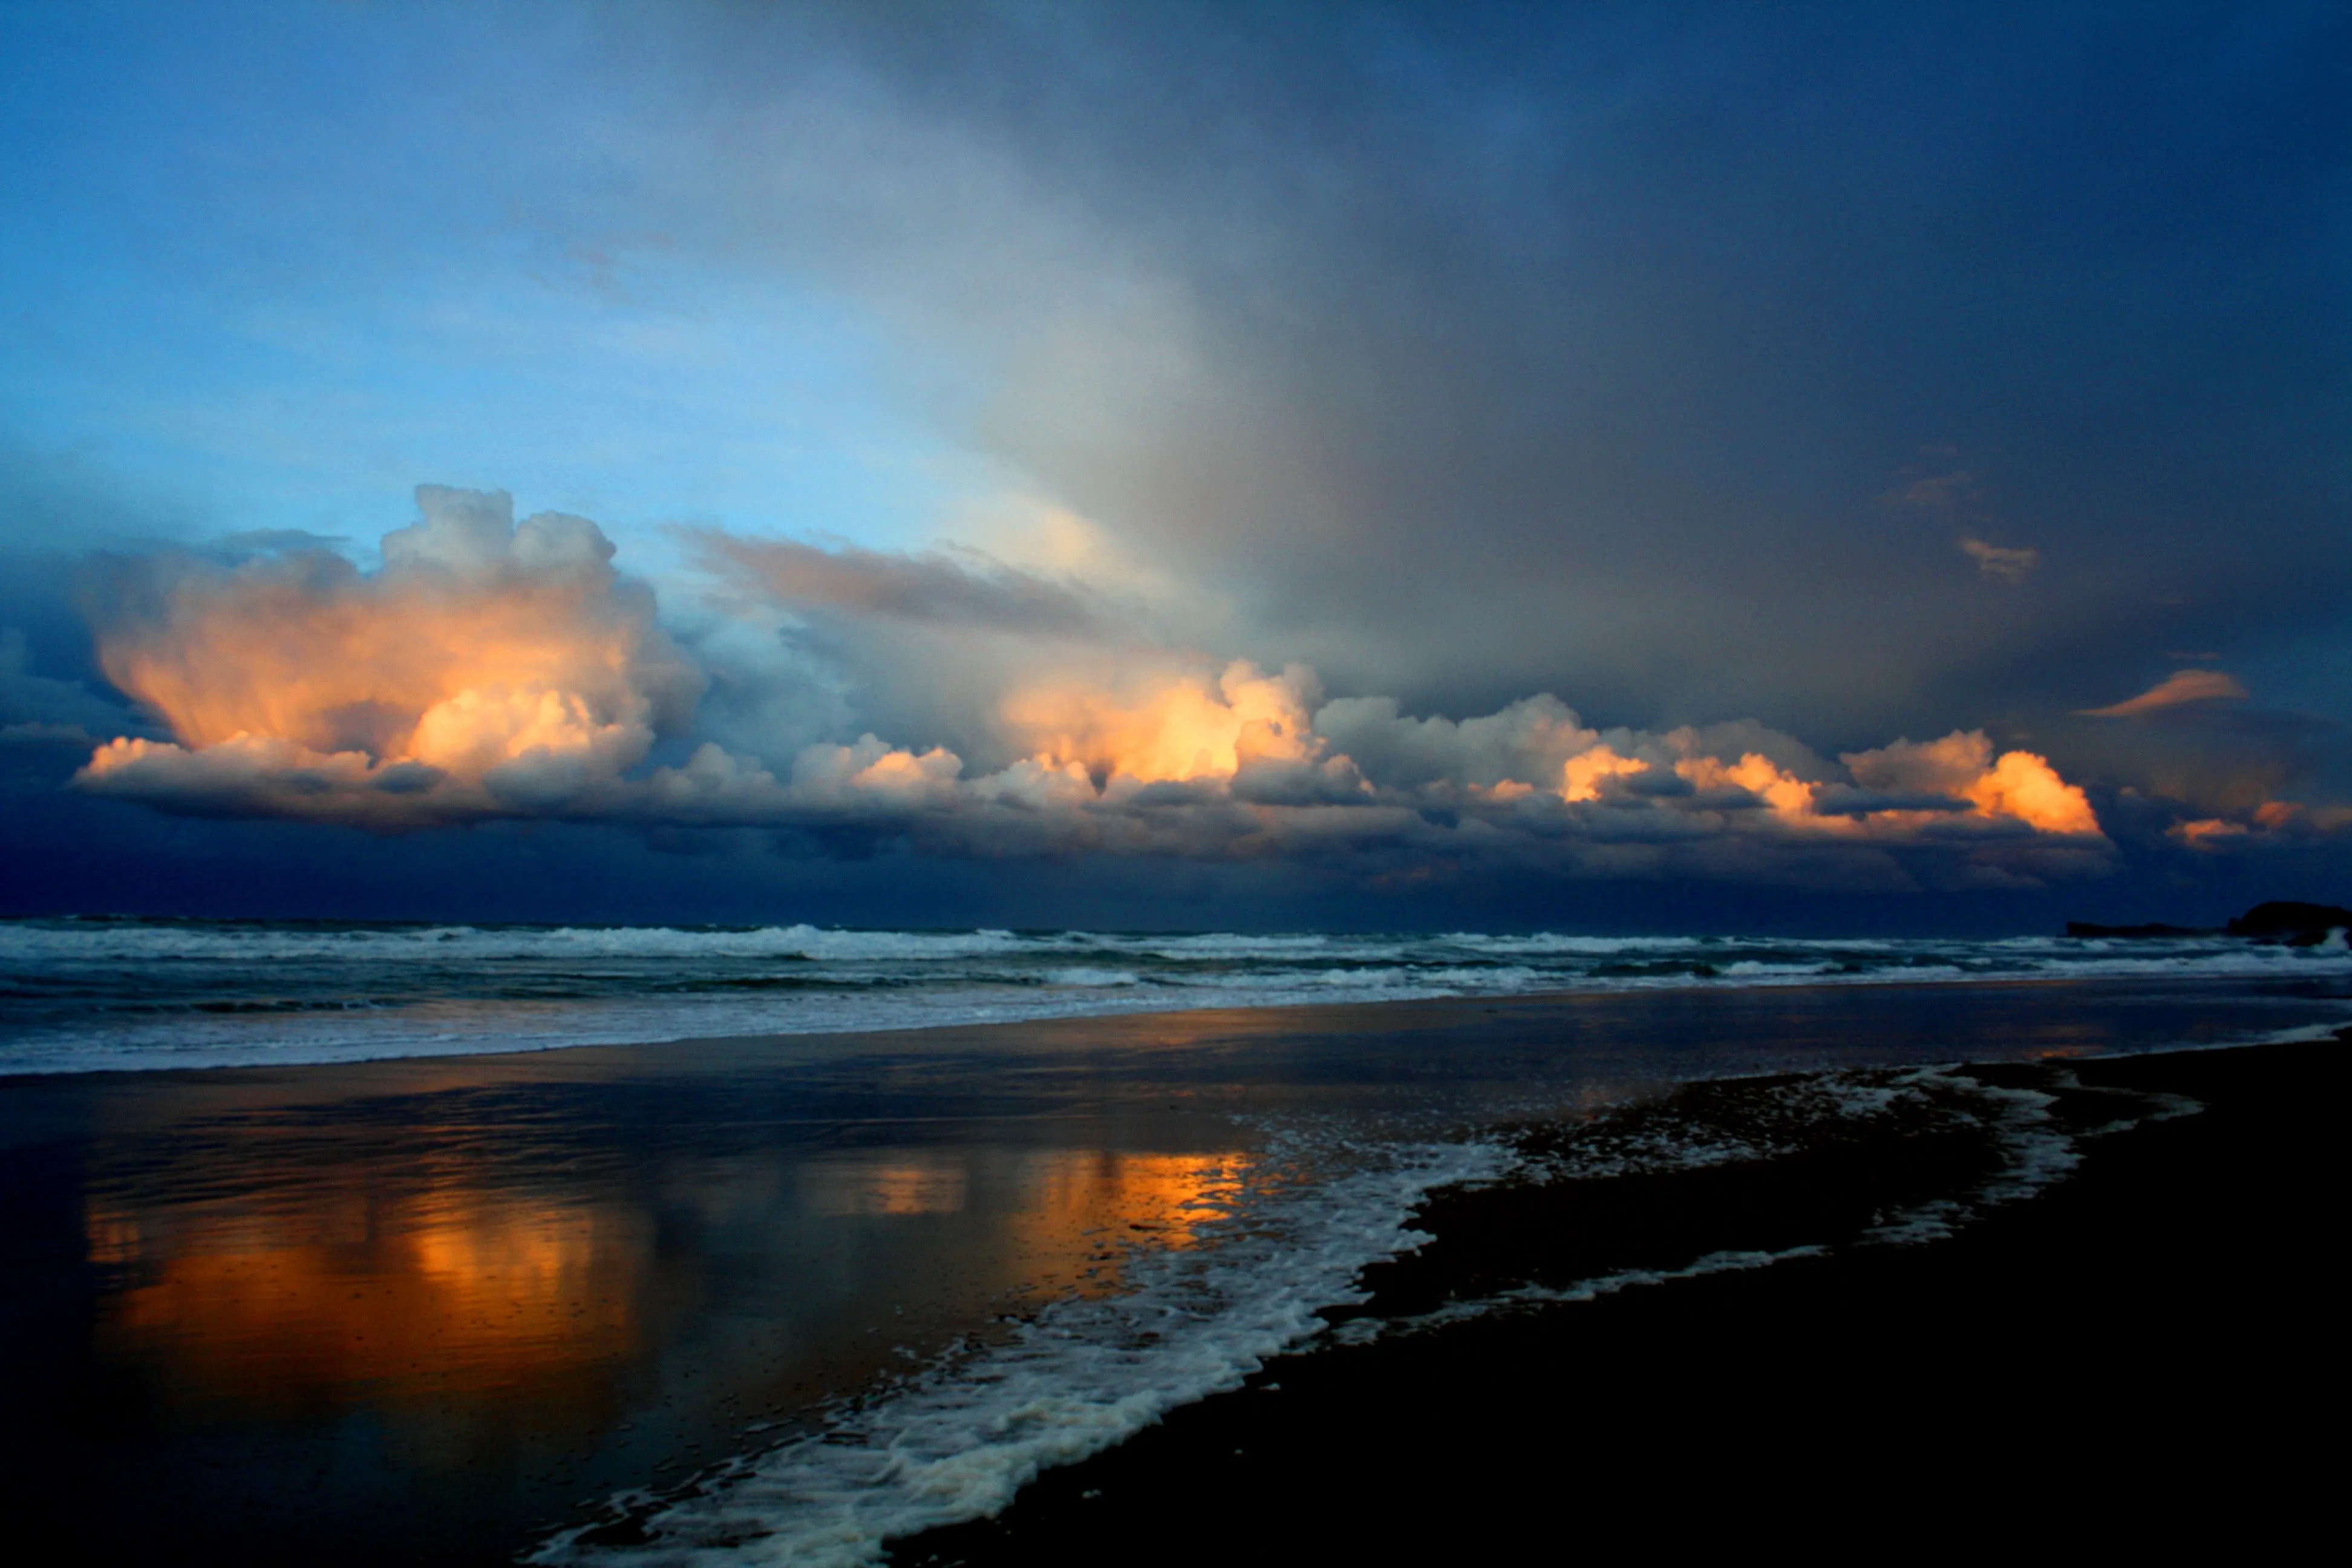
1 922 2347 1564
4 916 2347 1074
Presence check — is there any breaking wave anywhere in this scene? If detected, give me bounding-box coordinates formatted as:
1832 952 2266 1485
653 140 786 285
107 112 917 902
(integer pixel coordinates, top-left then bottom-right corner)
5 917 2350 1074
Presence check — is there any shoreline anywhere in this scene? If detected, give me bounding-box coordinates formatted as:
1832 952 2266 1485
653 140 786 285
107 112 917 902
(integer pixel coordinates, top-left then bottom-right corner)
886 1031 2348 1562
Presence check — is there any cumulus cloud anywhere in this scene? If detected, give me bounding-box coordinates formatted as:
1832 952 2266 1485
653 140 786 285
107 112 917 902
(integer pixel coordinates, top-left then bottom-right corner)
1003 661 1322 785
77 486 702 826
1843 732 2100 834
1313 694 1615 792
68 486 2129 887
2079 669 2249 718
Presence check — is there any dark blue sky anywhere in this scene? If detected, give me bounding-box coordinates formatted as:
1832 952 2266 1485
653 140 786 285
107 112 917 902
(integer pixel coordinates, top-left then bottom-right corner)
2 2 2346 930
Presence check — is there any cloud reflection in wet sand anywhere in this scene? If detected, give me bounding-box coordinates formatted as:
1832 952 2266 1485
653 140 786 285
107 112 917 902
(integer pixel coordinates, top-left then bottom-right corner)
80 1134 1253 1433
90 1186 646 1416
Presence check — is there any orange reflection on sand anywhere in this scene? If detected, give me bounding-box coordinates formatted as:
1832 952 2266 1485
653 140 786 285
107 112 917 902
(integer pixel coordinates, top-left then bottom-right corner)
804 1154 973 1217
89 1183 645 1414
1005 1149 1253 1298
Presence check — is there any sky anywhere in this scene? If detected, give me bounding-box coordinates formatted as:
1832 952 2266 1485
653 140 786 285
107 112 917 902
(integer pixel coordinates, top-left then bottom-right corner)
1 0 2347 932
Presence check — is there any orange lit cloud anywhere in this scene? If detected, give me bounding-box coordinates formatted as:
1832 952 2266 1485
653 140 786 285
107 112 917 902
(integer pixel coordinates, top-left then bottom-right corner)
77 487 699 824
1561 744 1647 802
1002 661 1321 786
1844 731 2102 835
1967 747 2102 834
1641 731 2102 842
70 485 2122 886
2169 817 2250 850
1675 750 1823 822
2079 668 2249 717
2155 799 2352 852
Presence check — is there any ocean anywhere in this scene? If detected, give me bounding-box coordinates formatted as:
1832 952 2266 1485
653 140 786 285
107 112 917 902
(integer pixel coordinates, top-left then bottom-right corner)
3 916 2347 1074
2 920 2347 1563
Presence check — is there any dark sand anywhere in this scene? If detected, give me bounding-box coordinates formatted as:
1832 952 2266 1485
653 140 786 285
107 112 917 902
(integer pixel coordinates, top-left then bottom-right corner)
895 1036 2345 1563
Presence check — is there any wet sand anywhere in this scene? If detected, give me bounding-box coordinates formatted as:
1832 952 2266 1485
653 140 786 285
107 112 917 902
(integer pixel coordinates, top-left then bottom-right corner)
895 1035 2345 1563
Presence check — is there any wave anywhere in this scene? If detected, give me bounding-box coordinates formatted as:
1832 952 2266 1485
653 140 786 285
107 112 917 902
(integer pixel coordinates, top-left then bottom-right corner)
5 917 2351 1075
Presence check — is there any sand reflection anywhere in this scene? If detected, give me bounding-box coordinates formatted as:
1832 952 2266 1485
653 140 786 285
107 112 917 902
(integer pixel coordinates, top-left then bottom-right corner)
82 1137 1253 1424
1002 1149 1252 1299
88 1183 646 1415
802 1154 972 1217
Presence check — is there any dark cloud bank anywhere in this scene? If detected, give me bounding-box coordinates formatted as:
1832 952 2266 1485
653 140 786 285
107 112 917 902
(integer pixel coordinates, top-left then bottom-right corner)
3 1 2348 929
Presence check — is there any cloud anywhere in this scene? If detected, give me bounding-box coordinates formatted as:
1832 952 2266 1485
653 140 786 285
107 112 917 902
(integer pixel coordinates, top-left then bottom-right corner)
5 1 2342 838
2137 796 2352 854
1958 537 2039 583
572 3 2349 743
1561 745 1648 803
1002 661 1323 785
67 485 2125 888
2169 817 2250 851
1312 696 1566 787
1843 731 2099 834
2079 668 2250 718
76 486 702 826
690 529 1107 638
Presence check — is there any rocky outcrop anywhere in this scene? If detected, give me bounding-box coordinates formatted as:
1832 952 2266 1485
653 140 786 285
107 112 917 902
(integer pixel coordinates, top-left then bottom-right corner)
2223 902 2352 946
2062 902 2351 944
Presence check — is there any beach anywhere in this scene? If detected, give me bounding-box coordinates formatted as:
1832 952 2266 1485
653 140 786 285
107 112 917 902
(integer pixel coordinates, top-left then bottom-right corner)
892 1035 2347 1562
9 8 2342 1563
2 973 2343 1564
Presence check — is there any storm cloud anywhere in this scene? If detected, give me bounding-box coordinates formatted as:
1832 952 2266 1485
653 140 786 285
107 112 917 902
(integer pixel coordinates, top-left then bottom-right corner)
560 1 2350 745
4 2 2347 923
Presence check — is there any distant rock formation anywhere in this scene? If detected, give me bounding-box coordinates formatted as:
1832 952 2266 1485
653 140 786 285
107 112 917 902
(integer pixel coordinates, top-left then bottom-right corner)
2063 901 2352 944
2223 902 2352 946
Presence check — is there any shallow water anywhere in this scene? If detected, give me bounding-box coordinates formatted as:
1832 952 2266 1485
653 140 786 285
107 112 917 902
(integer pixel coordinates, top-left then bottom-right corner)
1 975 2345 1564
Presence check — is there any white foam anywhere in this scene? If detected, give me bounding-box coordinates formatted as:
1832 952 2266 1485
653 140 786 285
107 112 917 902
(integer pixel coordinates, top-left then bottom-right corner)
1040 967 1142 988
1857 1074 2082 1245
1440 932 1707 955
529 1135 1511 1567
1360 1062 2189 1345
1361 1242 1835 1339
0 921 1040 965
